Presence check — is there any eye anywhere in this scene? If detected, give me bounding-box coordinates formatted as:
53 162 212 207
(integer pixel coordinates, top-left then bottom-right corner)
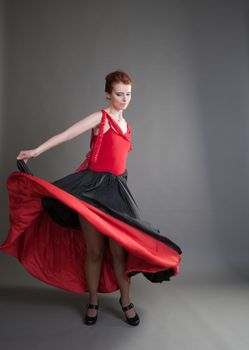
116 92 131 97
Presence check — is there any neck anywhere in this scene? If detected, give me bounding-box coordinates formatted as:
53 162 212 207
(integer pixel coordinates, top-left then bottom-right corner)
106 106 123 119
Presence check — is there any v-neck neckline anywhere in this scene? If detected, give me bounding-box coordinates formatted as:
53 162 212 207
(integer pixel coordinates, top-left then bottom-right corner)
102 109 128 135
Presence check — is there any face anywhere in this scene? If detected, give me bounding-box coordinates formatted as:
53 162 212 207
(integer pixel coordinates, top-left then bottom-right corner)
106 82 132 111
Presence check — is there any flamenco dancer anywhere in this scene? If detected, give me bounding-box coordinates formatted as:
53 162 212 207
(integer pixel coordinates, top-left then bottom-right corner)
0 70 182 326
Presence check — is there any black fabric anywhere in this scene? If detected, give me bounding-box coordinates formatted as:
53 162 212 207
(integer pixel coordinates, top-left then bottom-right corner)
128 269 175 282
15 160 182 283
16 159 34 175
41 168 182 255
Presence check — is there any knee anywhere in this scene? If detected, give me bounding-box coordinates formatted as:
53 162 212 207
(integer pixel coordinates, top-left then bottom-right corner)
109 243 127 260
86 247 104 262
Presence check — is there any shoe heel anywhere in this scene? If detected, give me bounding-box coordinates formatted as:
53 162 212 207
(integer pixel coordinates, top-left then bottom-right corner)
84 303 99 325
119 297 140 326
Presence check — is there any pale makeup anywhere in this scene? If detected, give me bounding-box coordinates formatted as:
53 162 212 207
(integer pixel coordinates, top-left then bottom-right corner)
94 82 132 135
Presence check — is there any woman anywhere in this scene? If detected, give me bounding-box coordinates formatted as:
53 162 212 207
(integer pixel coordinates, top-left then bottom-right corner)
0 70 182 326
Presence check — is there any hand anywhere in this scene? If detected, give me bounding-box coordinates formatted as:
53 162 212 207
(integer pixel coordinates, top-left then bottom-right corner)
16 149 39 163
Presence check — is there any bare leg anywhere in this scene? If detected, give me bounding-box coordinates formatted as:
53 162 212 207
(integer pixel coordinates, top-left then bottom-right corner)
109 238 136 318
78 214 106 317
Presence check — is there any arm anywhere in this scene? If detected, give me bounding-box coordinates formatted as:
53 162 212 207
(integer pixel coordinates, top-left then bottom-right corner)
16 110 102 161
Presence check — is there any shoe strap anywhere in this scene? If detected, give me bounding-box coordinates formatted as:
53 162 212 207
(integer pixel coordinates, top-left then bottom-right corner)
121 302 134 312
87 303 99 309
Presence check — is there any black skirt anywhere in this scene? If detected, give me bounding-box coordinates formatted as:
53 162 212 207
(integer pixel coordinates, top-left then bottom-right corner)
42 168 182 254
42 167 182 281
0 160 182 293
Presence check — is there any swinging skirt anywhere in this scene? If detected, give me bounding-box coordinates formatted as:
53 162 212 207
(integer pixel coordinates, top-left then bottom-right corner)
0 168 182 294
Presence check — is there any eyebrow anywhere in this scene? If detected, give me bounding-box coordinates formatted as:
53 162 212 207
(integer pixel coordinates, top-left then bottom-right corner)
116 91 131 93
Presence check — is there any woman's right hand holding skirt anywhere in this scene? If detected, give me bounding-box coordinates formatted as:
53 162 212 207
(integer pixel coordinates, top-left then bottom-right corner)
16 149 39 163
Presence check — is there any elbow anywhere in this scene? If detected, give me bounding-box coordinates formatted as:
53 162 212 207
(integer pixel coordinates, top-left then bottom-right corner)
63 130 72 142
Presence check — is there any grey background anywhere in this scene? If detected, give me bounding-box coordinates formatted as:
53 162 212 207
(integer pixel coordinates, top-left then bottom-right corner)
1 0 249 283
0 1 249 349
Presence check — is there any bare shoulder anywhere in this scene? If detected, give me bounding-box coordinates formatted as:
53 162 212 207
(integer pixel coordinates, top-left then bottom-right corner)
83 110 102 125
63 110 104 141
88 110 106 133
78 110 103 131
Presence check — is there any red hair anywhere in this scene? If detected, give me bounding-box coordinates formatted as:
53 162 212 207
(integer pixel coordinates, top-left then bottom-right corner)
105 70 133 94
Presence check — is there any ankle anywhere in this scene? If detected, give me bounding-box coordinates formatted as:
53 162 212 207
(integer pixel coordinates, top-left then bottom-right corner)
120 296 130 306
89 294 98 304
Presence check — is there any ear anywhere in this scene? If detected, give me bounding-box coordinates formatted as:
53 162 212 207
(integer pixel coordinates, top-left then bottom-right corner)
105 92 111 100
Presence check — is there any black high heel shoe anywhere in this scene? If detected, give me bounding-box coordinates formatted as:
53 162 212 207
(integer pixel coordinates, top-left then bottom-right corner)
84 302 99 325
119 297 140 326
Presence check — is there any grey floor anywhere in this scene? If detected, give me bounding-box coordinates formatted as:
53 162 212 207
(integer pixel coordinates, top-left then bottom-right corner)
0 269 248 350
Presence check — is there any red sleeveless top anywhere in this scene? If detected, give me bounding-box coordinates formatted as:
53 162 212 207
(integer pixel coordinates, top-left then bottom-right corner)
75 109 133 176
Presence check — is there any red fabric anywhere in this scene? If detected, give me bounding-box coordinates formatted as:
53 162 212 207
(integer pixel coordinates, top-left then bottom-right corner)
75 109 132 175
0 110 181 294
